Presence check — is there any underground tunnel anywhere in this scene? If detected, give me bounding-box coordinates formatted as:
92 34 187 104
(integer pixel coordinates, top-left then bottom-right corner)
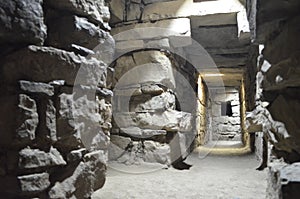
0 0 300 198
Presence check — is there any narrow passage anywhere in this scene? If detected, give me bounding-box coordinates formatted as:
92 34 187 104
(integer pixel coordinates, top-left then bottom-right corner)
92 153 267 199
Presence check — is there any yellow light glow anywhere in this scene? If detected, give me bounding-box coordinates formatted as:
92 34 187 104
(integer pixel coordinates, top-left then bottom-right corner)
202 73 224 77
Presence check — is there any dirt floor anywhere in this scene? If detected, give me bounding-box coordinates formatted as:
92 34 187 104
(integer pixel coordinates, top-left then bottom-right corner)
92 153 267 199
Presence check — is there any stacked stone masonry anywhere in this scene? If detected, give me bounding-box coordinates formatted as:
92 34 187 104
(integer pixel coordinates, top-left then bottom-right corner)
246 0 300 198
0 0 113 198
109 50 195 166
1 0 300 198
209 87 241 141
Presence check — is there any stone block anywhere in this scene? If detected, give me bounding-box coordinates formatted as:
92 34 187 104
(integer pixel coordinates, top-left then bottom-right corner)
16 94 39 143
141 83 165 95
115 40 144 52
18 173 50 194
267 95 300 157
109 0 125 24
83 150 108 165
19 80 54 96
114 54 136 82
142 0 243 21
190 13 237 28
46 15 112 52
1 46 107 87
18 147 66 169
0 0 47 45
267 161 300 199
114 110 192 132
45 0 110 29
114 85 143 96
116 140 171 165
109 135 132 160
113 112 137 128
169 35 192 48
120 127 167 138
262 16 300 64
67 148 87 162
263 52 300 91
144 38 170 49
135 91 176 112
113 51 176 89
56 93 110 151
143 141 171 165
192 25 249 49
237 9 251 40
112 18 191 46
127 3 142 21
48 159 106 199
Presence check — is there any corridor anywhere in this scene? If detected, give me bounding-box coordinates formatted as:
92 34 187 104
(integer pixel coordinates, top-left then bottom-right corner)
92 153 267 199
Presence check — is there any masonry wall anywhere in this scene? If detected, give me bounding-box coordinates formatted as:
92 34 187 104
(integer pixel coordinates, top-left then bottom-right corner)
246 0 300 198
108 50 195 165
107 0 199 166
0 0 114 198
209 87 241 141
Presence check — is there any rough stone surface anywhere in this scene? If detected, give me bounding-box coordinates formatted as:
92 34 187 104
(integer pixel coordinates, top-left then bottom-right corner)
114 110 192 132
111 50 195 166
18 172 50 194
267 160 300 199
0 0 113 197
120 127 167 138
16 94 39 143
135 91 175 112
108 135 131 160
115 140 171 165
209 88 241 141
247 2 300 196
19 80 54 96
0 0 47 45
49 155 106 199
1 46 108 87
45 0 110 29
57 93 110 151
113 50 176 89
19 147 66 169
46 15 113 52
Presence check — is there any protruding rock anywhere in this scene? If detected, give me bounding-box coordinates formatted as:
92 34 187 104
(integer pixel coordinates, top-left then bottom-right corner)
18 172 50 194
0 0 47 45
1 46 107 87
45 0 110 29
16 94 39 143
19 81 54 96
48 159 106 198
19 147 66 169
114 110 192 132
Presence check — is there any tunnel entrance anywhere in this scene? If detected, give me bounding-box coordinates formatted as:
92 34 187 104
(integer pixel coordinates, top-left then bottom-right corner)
196 71 251 154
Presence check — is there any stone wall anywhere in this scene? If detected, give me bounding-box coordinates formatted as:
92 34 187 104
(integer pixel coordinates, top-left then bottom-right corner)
209 87 241 141
107 0 199 166
246 0 300 198
247 0 300 164
0 0 114 198
108 50 195 165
